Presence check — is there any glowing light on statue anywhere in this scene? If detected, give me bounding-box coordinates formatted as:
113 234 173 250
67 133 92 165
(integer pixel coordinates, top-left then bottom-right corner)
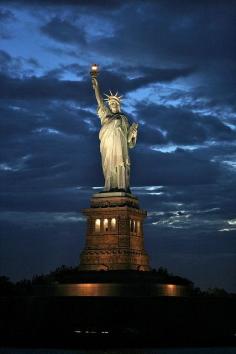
90 64 99 78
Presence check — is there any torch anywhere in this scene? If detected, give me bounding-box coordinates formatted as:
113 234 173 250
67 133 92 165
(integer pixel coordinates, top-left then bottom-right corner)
90 64 99 78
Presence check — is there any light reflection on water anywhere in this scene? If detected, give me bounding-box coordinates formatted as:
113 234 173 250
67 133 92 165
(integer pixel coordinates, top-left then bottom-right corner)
0 348 236 354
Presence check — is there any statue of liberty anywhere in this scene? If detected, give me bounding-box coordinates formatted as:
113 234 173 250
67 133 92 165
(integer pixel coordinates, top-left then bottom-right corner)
91 65 138 192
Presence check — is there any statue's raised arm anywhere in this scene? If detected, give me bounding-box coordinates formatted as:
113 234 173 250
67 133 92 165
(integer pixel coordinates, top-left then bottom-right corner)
90 64 105 109
92 77 105 108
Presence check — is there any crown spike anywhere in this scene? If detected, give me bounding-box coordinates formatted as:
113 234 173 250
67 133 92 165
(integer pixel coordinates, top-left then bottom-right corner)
104 90 123 104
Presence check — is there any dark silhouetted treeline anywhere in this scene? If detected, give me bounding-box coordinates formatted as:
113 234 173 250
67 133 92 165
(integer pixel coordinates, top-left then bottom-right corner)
0 265 234 297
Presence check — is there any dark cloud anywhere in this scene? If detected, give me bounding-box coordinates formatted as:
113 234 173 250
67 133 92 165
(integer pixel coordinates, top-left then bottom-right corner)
0 50 40 77
44 63 84 79
0 104 37 143
0 64 196 104
0 73 91 104
105 0 236 64
134 103 236 145
0 8 15 38
0 100 103 206
41 17 86 44
138 125 167 145
131 147 221 186
1 0 124 8
0 50 11 70
0 8 14 21
100 66 196 94
0 100 96 145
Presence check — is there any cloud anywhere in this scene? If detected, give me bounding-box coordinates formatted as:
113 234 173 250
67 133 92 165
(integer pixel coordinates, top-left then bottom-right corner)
0 64 196 105
0 50 12 71
0 211 85 226
134 103 236 145
3 0 125 8
0 50 40 77
44 63 84 79
0 73 92 104
41 17 86 44
132 147 221 186
0 8 15 21
0 100 96 143
107 0 233 68
100 66 196 95
0 8 15 38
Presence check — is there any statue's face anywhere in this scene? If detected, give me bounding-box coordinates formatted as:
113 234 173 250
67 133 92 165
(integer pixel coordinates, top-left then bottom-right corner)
109 100 120 113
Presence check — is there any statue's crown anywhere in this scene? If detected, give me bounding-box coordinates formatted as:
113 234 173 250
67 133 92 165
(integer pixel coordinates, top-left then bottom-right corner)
104 90 122 104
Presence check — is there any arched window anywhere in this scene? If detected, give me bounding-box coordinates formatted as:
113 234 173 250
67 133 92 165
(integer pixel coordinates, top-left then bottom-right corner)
95 218 101 232
111 218 116 231
133 220 136 233
137 221 141 235
103 218 109 232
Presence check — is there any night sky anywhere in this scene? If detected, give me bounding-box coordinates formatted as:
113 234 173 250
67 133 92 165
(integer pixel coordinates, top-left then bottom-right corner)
0 0 236 292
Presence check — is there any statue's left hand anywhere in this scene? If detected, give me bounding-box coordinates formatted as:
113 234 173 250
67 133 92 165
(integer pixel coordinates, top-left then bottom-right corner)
130 123 138 137
128 123 138 147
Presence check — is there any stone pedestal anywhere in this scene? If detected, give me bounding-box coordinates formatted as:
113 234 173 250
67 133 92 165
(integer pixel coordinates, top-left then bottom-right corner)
79 192 150 271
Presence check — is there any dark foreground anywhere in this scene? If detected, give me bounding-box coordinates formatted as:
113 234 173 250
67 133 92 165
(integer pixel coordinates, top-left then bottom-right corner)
0 347 236 354
1 296 236 349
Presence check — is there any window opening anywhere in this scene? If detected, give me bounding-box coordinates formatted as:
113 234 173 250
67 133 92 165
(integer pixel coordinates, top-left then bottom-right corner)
111 218 116 231
95 219 101 232
104 218 109 232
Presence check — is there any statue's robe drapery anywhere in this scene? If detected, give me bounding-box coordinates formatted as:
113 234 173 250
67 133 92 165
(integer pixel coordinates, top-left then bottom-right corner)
97 104 136 191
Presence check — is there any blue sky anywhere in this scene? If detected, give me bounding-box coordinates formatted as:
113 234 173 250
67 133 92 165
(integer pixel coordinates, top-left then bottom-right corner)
0 0 236 292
